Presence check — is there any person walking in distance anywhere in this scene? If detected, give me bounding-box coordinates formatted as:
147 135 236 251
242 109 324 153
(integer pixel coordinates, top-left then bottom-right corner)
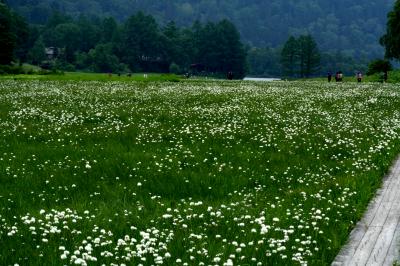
327 72 332 82
356 72 363 83
340 71 344 82
227 71 233 80
383 71 388 83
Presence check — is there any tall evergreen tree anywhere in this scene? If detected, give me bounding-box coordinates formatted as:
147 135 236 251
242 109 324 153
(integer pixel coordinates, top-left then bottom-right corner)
281 36 298 77
163 21 182 68
197 22 219 72
380 0 400 60
76 15 101 52
194 20 246 78
122 12 164 72
0 2 16 64
281 35 320 78
298 35 320 78
216 19 247 78
101 17 118 44
11 11 29 63
28 36 46 65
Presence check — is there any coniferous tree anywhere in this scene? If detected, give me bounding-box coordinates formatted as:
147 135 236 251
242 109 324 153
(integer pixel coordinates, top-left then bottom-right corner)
281 36 298 77
163 21 182 69
0 2 16 64
101 17 118 44
1 6 248 76
76 15 101 53
28 36 46 65
122 12 164 72
298 35 320 78
194 20 246 78
11 11 30 63
197 22 219 73
216 19 247 79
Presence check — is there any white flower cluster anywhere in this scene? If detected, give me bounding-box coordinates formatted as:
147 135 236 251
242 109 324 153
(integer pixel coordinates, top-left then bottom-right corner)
1 80 400 265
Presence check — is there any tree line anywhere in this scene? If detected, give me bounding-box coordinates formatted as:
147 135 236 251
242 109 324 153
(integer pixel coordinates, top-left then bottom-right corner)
0 2 247 78
7 0 394 62
2 0 399 78
0 0 364 79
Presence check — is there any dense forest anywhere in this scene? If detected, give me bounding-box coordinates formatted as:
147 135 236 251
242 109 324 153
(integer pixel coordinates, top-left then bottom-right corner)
2 0 398 77
8 0 395 59
1 2 247 78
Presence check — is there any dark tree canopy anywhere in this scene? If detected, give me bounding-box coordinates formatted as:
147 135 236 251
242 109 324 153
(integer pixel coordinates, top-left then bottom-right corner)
381 0 400 60
281 35 320 78
122 12 165 72
6 9 246 77
298 35 320 78
367 59 392 75
8 0 396 61
4 0 390 77
0 2 29 65
0 3 15 64
281 36 299 77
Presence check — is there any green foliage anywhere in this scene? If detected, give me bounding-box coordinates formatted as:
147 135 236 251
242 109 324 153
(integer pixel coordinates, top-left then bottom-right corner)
247 46 281 77
169 62 181 74
281 36 299 77
319 51 368 77
163 21 191 70
28 37 46 65
0 64 23 74
281 35 321 78
11 10 30 63
367 59 392 75
100 17 119 44
8 0 395 62
381 0 400 60
0 3 16 64
121 12 165 72
298 35 321 78
87 43 123 73
194 20 247 79
0 6 245 77
6 1 394 77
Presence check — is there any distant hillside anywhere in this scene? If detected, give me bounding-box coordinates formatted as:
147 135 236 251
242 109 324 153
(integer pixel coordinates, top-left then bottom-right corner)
7 0 395 59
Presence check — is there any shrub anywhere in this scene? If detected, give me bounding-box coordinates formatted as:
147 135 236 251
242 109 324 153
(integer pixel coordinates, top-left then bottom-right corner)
169 63 181 74
367 59 392 76
0 65 25 74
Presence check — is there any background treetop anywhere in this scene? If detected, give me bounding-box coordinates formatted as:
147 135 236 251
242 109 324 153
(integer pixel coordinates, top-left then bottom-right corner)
7 0 396 61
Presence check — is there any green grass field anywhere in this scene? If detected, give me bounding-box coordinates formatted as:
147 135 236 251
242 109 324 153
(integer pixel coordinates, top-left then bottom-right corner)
0 72 181 82
1 79 400 265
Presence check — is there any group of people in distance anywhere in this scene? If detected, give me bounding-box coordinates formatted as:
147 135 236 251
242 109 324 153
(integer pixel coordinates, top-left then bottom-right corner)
327 71 388 83
327 71 347 82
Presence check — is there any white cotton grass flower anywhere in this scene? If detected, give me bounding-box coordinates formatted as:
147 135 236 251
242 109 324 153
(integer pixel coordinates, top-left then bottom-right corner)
214 257 221 263
224 258 234 266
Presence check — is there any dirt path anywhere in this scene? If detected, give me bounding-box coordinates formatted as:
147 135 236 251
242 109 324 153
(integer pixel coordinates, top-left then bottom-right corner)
332 157 400 266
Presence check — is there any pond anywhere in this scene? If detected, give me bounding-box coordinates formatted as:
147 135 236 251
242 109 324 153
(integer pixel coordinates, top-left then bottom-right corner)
243 77 281 81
